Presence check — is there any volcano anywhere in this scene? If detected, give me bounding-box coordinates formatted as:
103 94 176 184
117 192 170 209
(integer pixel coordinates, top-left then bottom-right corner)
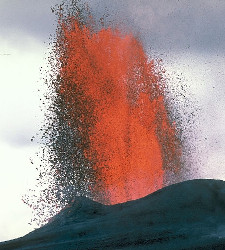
1 179 225 249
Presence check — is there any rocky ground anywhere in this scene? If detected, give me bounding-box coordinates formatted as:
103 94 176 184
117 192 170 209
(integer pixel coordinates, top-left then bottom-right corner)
1 179 225 249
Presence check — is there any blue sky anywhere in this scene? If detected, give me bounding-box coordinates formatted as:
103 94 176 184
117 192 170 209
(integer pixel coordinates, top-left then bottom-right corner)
1 0 225 241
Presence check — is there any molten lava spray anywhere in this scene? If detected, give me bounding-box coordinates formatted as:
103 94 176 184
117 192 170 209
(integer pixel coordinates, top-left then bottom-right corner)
55 15 181 204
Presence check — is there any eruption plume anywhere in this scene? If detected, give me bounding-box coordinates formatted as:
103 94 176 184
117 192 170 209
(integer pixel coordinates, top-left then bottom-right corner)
25 1 182 225
54 12 181 204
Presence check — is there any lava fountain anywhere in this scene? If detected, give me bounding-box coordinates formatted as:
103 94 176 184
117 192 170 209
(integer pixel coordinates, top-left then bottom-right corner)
50 11 181 205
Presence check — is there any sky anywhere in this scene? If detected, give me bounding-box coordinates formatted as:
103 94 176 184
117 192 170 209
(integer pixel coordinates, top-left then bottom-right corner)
1 0 225 242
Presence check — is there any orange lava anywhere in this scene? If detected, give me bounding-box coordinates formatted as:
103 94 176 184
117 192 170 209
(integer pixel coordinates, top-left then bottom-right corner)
58 18 180 204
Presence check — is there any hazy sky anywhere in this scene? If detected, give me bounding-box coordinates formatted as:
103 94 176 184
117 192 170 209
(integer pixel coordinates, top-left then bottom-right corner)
1 0 225 242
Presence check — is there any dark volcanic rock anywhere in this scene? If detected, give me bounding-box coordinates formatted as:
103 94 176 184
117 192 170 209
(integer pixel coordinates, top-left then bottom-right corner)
1 179 225 249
